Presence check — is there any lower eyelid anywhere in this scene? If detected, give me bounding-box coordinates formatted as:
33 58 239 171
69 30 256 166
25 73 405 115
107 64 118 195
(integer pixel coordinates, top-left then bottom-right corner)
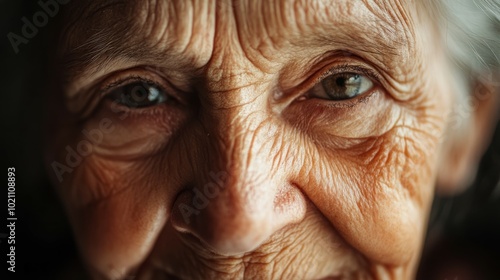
283 89 397 141
305 87 380 108
103 98 172 117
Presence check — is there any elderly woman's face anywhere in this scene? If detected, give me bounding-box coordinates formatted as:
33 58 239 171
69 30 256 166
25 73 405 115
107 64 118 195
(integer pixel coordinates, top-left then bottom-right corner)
49 0 462 279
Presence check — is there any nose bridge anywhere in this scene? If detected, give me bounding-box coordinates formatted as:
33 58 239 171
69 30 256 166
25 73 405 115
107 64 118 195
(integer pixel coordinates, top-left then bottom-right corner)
203 90 276 215
170 82 306 255
202 48 276 192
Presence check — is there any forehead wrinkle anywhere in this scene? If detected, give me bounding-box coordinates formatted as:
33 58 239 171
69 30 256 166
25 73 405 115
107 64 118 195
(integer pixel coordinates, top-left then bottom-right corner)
57 0 212 87
317 0 412 54
233 0 412 66
363 0 416 51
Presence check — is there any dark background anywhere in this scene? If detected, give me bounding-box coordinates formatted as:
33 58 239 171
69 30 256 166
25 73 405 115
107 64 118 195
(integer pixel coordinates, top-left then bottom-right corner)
1 1 499 279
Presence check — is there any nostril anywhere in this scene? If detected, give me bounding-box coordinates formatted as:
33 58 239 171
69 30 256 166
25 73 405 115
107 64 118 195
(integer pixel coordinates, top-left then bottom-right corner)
170 188 197 233
169 180 307 255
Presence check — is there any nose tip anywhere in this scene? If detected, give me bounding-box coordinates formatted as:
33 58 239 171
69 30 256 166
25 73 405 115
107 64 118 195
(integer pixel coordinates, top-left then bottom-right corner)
170 175 307 255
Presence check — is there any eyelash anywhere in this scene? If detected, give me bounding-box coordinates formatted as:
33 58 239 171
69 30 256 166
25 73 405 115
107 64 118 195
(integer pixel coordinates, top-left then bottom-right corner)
316 63 380 84
100 75 159 97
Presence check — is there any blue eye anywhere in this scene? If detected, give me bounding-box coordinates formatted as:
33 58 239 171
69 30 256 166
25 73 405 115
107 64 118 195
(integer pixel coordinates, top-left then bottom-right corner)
110 82 168 108
309 73 374 100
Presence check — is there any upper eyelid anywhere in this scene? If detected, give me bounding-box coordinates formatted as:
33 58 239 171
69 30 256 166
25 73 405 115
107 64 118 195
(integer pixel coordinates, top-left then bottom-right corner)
100 76 164 98
315 64 381 84
102 75 145 92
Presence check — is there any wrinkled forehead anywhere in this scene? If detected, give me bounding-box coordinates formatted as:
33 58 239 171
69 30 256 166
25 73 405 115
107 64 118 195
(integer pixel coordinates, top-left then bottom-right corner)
58 0 420 86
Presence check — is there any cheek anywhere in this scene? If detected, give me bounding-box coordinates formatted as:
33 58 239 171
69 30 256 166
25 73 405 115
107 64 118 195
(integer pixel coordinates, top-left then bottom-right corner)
284 90 402 139
289 103 445 265
55 154 166 278
52 107 214 278
74 184 167 278
50 102 192 278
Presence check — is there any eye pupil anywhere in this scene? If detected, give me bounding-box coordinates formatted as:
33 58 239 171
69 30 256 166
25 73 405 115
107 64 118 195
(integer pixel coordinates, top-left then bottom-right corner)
131 85 148 102
336 77 345 87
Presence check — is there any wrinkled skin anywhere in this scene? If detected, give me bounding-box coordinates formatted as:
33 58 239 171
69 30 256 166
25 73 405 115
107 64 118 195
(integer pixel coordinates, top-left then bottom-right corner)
46 0 475 279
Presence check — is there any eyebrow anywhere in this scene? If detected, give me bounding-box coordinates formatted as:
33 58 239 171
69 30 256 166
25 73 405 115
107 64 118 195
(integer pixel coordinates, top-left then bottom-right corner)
57 0 412 87
57 1 160 80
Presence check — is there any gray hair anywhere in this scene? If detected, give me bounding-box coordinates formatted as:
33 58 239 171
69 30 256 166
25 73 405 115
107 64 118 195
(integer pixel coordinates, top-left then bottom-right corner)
438 0 500 97
425 0 500 235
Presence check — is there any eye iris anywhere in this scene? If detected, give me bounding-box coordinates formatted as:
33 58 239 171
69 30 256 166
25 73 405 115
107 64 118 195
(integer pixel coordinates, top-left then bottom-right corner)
130 85 149 103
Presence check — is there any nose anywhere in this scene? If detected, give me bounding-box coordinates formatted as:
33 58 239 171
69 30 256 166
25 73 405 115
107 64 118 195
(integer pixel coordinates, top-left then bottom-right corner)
170 112 307 255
